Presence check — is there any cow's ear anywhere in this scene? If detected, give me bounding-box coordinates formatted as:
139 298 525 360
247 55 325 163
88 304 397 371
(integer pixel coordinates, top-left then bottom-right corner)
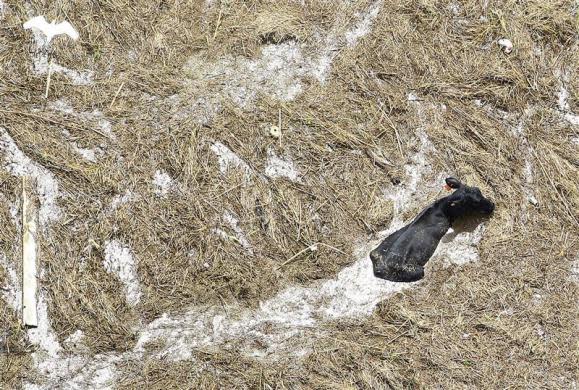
445 177 462 189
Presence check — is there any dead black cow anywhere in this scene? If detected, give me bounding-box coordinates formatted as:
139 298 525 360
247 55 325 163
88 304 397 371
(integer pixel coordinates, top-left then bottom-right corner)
370 177 495 282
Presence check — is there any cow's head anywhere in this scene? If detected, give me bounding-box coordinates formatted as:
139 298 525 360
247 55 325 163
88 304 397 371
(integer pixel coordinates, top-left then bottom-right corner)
444 177 495 219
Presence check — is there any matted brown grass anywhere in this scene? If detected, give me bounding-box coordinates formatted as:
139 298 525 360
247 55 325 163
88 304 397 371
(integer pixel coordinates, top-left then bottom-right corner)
0 0 577 388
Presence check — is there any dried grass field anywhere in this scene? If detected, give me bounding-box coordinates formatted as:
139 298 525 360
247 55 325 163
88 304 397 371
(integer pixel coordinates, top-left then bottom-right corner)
0 0 578 388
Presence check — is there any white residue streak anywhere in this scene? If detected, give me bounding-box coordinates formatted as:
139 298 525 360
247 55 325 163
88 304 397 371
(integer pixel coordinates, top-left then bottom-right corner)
183 1 382 110
385 94 435 226
265 149 300 182
50 100 115 140
0 253 21 311
556 71 579 125
513 117 538 208
152 169 173 197
214 211 253 253
0 128 61 226
345 1 382 46
103 240 141 306
210 142 251 179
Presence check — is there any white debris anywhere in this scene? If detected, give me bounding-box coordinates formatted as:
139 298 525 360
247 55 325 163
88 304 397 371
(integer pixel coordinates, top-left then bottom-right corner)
556 71 579 125
210 142 251 179
570 257 579 284
110 190 135 211
222 210 252 252
0 1 6 18
269 125 281 138
345 1 382 46
50 100 115 140
0 128 61 226
265 149 300 182
407 92 419 101
449 2 461 15
0 253 21 311
103 240 141 306
498 38 513 54
152 169 173 197
23 16 79 44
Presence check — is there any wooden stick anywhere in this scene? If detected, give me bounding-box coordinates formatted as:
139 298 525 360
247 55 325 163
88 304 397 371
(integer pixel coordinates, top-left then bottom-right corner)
278 108 282 147
44 58 52 99
22 176 38 328
109 82 125 109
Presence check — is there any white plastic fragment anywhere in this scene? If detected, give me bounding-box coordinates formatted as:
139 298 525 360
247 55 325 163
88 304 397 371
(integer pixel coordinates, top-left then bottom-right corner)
269 125 281 138
23 16 78 44
497 38 513 54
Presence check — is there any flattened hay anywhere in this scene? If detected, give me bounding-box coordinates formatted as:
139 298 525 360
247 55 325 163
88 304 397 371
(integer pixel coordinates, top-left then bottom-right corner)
0 0 577 388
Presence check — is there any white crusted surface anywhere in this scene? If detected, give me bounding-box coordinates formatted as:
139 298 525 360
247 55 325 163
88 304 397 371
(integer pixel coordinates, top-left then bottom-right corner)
103 240 141 306
0 128 61 226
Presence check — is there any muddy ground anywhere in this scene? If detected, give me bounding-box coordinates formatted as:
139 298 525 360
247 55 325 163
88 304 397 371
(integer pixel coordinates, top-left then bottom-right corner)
0 0 578 389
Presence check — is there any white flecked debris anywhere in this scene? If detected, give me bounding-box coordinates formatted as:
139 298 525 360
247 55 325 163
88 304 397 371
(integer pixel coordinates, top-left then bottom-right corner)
210 142 251 179
152 169 173 197
103 240 141 306
265 149 300 182
498 38 513 54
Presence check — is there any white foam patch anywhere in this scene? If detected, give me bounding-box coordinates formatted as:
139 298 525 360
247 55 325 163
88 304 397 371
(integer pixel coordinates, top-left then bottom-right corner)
210 141 251 179
152 169 173 197
103 240 141 306
0 128 61 226
265 149 300 182
0 252 21 311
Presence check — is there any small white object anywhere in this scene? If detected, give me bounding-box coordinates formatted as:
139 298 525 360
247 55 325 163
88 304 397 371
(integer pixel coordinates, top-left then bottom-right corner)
497 38 513 54
269 125 281 138
23 16 79 44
